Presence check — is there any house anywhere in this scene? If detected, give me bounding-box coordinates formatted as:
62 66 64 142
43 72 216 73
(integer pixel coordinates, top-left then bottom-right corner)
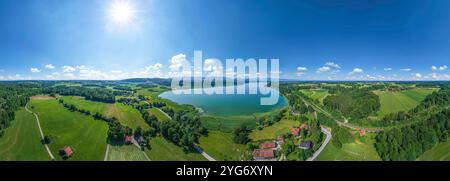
259 141 277 149
124 135 133 144
359 128 366 136
300 123 309 130
253 149 276 161
59 146 73 158
299 141 313 149
291 127 300 137
276 136 284 145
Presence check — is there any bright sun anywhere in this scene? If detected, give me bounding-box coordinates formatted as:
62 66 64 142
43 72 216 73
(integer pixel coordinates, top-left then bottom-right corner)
109 0 136 26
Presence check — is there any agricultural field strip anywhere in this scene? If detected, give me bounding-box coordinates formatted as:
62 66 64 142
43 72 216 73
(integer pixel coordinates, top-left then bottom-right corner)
24 104 55 160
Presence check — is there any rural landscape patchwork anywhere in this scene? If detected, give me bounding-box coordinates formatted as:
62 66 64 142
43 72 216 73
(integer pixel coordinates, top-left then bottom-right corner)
0 0 449 162
0 80 448 161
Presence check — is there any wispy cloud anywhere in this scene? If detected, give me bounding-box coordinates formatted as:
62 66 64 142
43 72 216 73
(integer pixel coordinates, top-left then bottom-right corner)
30 68 41 73
383 67 392 71
45 64 55 69
400 68 411 72
62 65 76 73
349 68 363 74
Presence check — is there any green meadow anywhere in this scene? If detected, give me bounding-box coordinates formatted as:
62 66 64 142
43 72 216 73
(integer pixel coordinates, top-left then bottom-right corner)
316 134 381 161
198 131 248 161
106 103 149 130
417 140 450 161
250 118 298 141
107 145 149 161
61 96 107 115
300 89 329 104
375 89 436 117
145 137 206 161
200 115 256 133
148 107 169 122
29 98 109 161
0 108 50 161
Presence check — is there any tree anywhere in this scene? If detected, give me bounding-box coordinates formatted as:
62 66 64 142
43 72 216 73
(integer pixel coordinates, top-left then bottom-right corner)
232 125 251 144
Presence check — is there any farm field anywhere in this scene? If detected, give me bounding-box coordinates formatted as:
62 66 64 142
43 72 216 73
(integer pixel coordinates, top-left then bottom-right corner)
300 89 329 104
0 108 50 161
417 140 450 161
250 118 298 141
106 145 149 161
29 98 109 161
60 96 107 115
145 137 206 161
106 103 149 130
375 89 435 117
316 134 381 161
148 107 169 122
198 131 248 161
200 115 255 133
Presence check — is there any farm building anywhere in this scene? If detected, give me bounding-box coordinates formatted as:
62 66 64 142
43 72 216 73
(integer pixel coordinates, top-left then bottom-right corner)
59 146 73 158
259 141 277 149
291 127 300 137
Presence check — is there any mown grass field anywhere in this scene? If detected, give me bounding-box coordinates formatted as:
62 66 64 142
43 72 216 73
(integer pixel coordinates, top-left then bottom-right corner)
200 115 256 133
198 131 247 161
61 96 107 114
106 103 149 130
145 137 206 161
300 89 329 104
375 89 436 117
29 98 108 161
249 118 298 141
107 145 149 161
148 107 169 122
316 134 381 161
417 140 450 161
0 108 50 161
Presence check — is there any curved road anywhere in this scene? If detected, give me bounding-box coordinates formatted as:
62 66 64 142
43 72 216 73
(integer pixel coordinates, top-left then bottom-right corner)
306 127 331 161
25 104 55 160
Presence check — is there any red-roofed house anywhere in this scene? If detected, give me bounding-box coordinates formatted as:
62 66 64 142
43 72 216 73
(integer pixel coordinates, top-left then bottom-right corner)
259 141 277 149
59 146 73 159
359 129 366 136
124 135 133 144
253 149 276 161
291 127 300 137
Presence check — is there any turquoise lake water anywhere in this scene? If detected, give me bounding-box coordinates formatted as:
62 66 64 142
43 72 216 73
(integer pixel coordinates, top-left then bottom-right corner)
159 83 287 116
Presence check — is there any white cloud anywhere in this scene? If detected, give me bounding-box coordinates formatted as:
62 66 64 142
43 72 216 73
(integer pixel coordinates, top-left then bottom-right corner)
30 68 41 73
139 63 164 78
62 66 76 73
169 54 187 71
384 68 392 71
297 67 307 71
431 65 437 71
431 65 447 71
0 76 4 80
400 68 411 72
63 73 76 79
414 73 422 78
316 66 331 73
45 64 55 69
76 65 88 70
111 70 123 74
349 68 363 74
325 62 341 69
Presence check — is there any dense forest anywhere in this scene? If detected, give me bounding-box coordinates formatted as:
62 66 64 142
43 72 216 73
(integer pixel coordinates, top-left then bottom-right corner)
323 88 380 119
0 83 39 136
43 86 116 103
375 108 449 160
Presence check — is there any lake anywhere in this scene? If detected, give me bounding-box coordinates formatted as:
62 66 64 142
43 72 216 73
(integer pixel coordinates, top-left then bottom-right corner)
159 83 287 116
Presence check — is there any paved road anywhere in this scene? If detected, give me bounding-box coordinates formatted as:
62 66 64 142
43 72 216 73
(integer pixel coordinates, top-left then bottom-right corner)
193 144 216 161
306 127 331 161
25 104 56 160
104 144 110 161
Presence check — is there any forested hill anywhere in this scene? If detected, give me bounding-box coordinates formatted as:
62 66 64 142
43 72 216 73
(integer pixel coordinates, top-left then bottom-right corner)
374 87 450 160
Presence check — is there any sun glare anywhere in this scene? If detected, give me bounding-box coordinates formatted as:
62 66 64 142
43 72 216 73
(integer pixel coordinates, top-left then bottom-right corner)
109 0 136 26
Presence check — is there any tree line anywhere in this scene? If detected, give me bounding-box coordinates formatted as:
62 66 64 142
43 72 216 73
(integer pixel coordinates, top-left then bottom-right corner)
43 86 116 103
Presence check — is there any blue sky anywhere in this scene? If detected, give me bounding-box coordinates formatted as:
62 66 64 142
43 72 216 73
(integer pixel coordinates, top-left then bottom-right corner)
0 0 449 80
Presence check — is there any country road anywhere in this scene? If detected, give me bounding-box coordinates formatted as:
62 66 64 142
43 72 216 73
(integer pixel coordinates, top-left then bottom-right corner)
306 127 331 161
25 104 55 160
